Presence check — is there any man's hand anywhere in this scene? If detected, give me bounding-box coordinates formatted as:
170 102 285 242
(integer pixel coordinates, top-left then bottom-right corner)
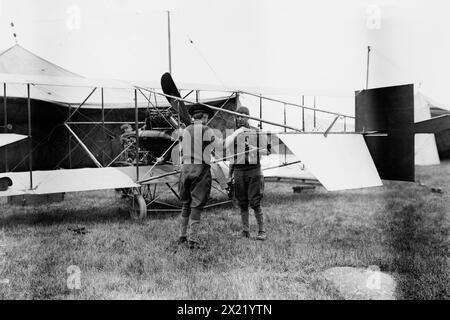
237 126 251 134
247 145 265 159
172 128 184 141
224 126 251 149
226 177 234 199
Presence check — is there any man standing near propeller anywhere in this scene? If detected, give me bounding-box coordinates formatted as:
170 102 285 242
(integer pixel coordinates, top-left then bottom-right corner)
228 106 270 241
177 104 249 249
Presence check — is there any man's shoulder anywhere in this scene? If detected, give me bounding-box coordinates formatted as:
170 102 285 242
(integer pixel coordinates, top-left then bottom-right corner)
183 124 196 134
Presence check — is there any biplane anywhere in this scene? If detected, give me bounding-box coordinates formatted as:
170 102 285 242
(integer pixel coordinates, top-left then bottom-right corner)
1 45 449 219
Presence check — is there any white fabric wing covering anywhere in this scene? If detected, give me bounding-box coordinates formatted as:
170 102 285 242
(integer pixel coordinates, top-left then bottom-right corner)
0 167 139 197
277 133 382 191
0 134 27 148
261 154 316 180
116 165 179 185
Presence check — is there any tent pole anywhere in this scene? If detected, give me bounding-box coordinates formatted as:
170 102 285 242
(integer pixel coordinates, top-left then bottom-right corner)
302 95 305 131
366 46 371 89
27 84 33 189
3 83 8 172
167 11 172 74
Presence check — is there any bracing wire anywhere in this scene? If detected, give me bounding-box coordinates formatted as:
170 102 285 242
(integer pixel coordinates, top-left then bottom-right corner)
187 35 227 89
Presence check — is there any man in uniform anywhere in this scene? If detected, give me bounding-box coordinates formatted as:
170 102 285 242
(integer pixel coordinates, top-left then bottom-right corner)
178 104 247 249
229 106 269 240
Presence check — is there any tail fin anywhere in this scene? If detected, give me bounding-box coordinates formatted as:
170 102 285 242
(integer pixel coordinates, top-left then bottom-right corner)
355 84 415 182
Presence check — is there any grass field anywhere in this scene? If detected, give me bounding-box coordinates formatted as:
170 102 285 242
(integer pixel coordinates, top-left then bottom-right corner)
0 162 449 300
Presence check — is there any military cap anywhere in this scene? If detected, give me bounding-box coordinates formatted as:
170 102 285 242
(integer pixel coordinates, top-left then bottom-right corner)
188 104 214 118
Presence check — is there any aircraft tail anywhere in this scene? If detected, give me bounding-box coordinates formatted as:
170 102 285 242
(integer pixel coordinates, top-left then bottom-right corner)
355 84 415 182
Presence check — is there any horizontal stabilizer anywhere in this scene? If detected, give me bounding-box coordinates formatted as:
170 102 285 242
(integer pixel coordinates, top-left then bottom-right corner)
0 134 27 148
277 133 382 191
415 115 450 133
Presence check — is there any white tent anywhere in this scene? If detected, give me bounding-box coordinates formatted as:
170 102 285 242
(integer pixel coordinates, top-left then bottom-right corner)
0 44 167 108
414 92 441 165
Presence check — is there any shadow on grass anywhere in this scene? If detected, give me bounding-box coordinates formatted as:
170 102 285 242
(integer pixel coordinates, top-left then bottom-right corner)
382 204 450 299
0 207 130 228
0 197 235 228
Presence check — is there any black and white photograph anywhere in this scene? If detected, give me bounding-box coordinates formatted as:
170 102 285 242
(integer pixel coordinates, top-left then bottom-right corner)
0 0 449 304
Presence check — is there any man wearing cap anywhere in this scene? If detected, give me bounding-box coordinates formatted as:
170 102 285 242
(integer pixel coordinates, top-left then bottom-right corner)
178 104 248 249
119 123 137 162
229 106 269 240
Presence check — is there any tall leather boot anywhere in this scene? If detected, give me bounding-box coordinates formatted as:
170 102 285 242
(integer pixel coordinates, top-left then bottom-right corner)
188 219 204 249
254 206 266 240
178 216 189 244
240 206 250 238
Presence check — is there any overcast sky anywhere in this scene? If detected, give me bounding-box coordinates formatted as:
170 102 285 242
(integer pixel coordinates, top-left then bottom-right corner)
1 0 449 116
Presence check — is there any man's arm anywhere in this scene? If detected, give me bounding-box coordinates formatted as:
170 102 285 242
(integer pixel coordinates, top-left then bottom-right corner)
225 127 249 149
209 127 249 150
228 163 235 180
247 128 270 156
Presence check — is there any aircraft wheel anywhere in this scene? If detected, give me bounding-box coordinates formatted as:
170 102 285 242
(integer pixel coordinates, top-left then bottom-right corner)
129 195 147 220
